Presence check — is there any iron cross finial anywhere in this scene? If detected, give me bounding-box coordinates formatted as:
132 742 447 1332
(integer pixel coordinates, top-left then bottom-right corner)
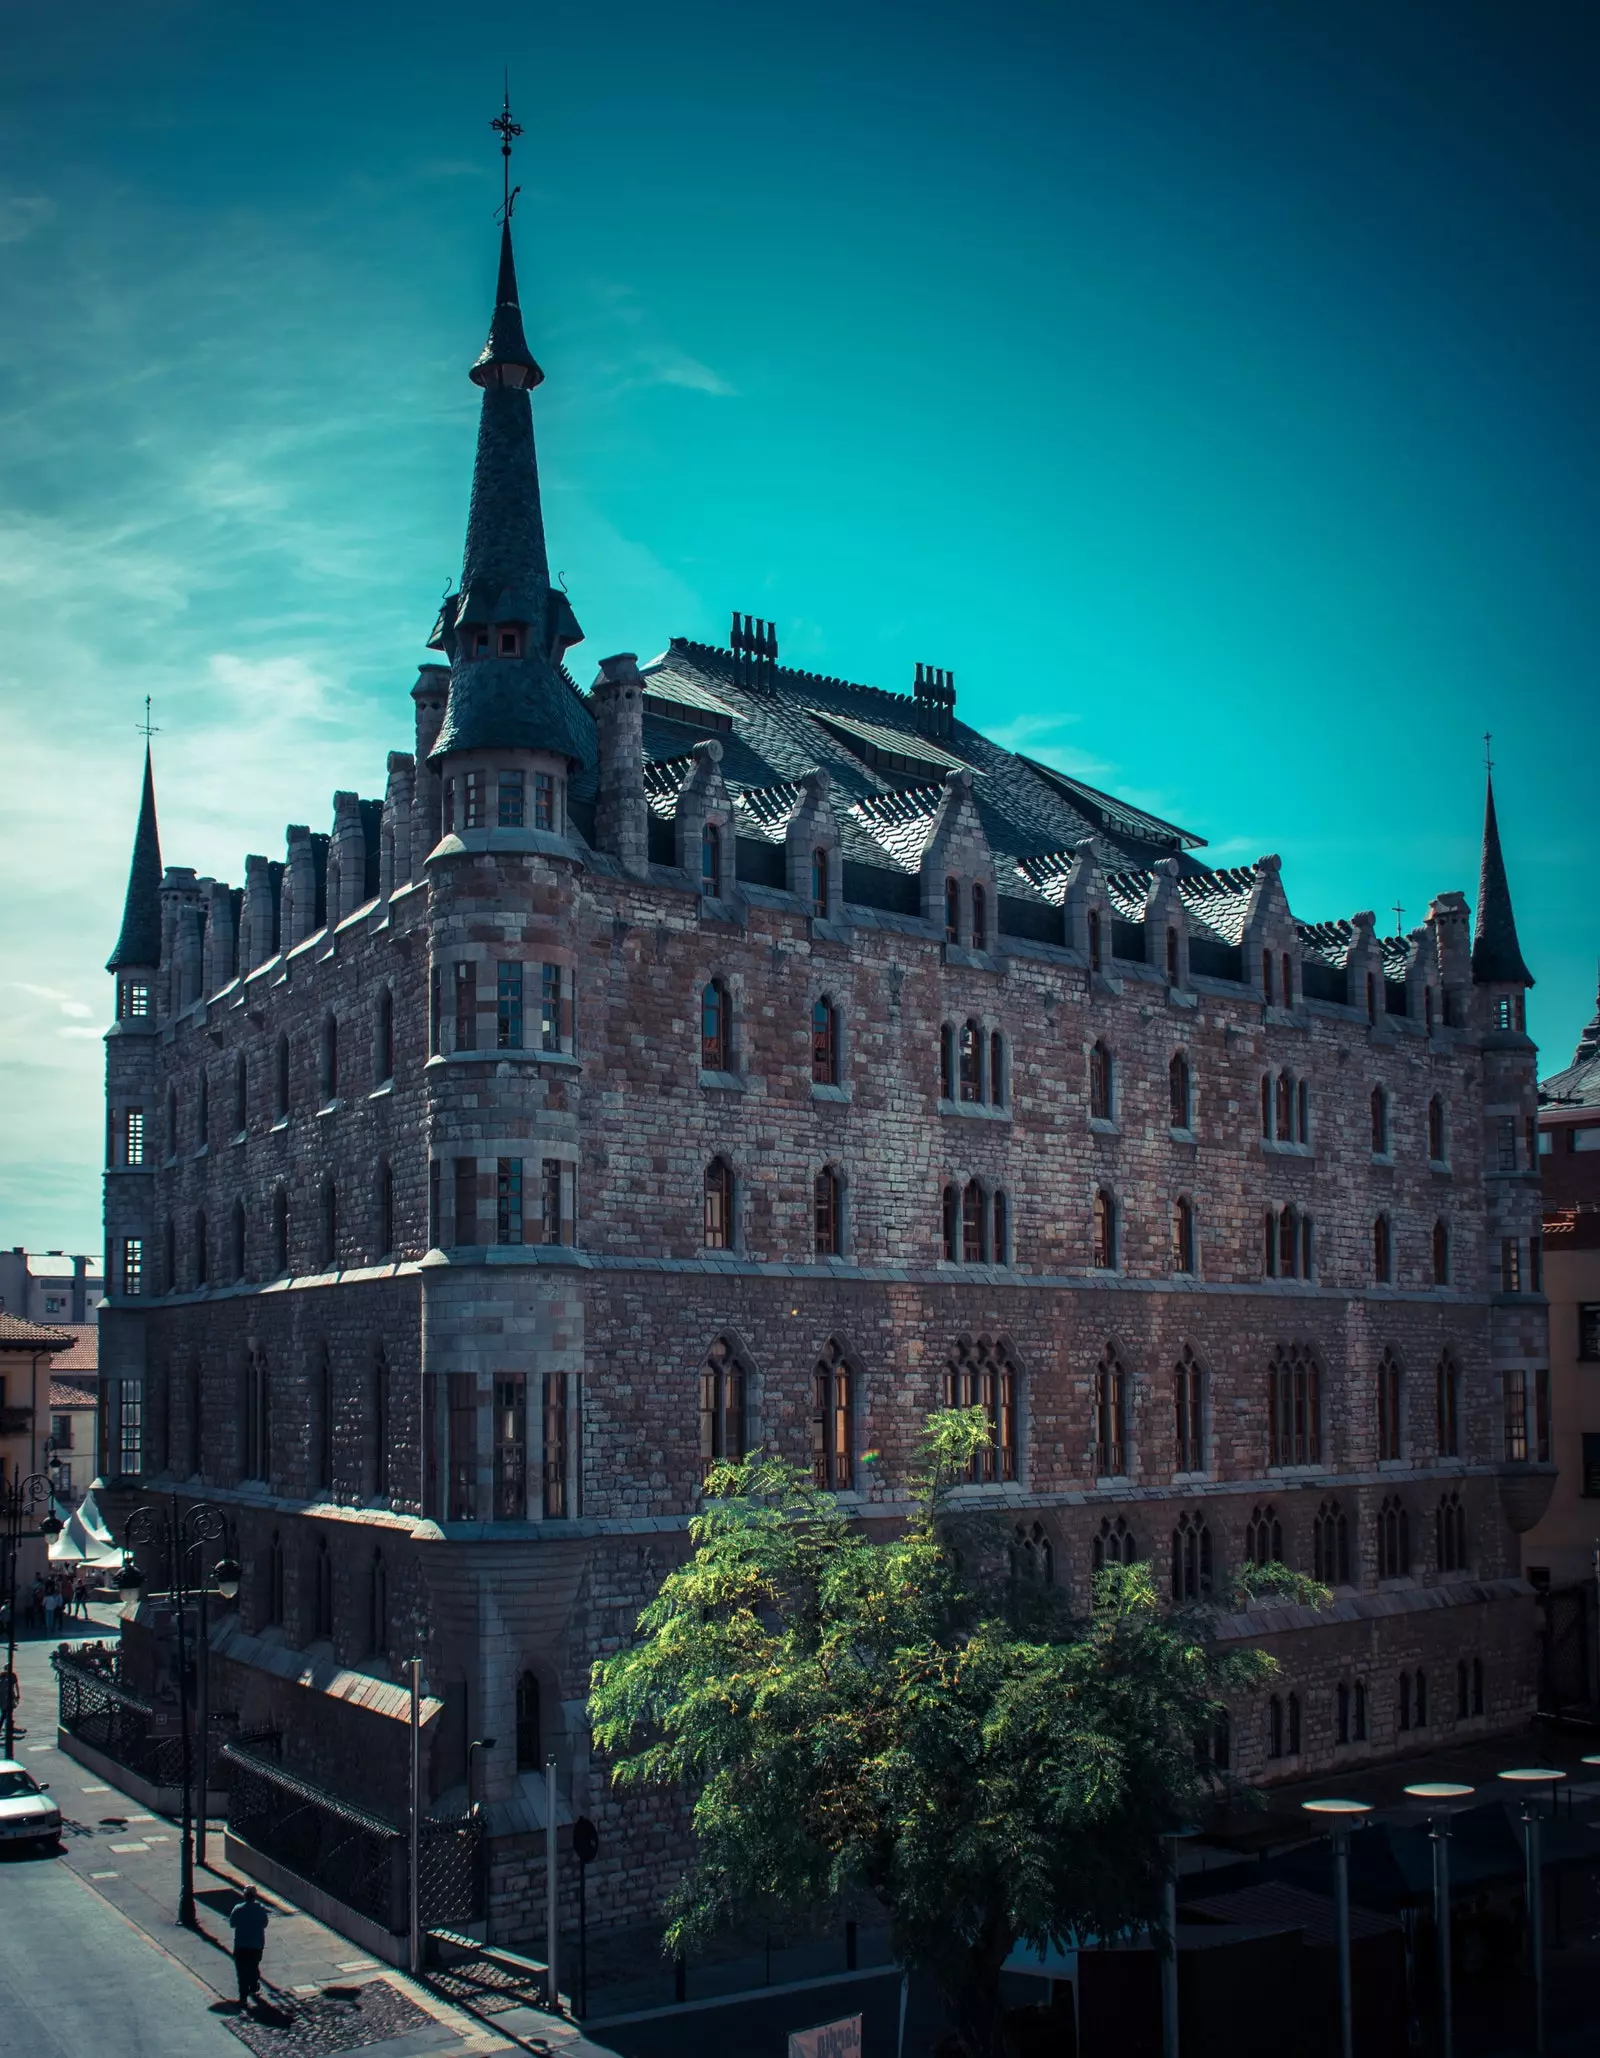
491 80 523 219
1391 899 1405 937
136 695 160 743
1483 730 1494 774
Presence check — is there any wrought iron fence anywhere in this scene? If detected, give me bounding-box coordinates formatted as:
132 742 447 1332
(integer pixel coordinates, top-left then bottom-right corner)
53 1639 238 1790
222 1735 482 1936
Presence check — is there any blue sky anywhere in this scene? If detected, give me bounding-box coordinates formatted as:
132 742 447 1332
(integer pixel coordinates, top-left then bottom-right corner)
3 1 1597 1254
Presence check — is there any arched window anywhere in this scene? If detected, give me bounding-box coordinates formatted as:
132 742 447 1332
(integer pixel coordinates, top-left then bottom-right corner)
1174 1345 1204 1473
377 1161 395 1257
971 885 987 951
699 1336 747 1480
1312 1497 1349 1585
701 820 722 896
1275 1073 1293 1143
1436 1489 1468 1574
1169 1051 1191 1129
1278 1205 1299 1279
194 1210 209 1288
1428 1095 1445 1161
1260 1075 1272 1139
1377 1348 1404 1462
1354 1681 1369 1741
1245 1503 1283 1566
1089 1041 1114 1120
516 1670 542 1771
321 1180 338 1268
1166 926 1180 986
939 1024 955 1100
992 1190 1009 1266
1398 1670 1413 1732
1432 1219 1450 1287
1092 1188 1117 1271
944 877 961 945
1087 908 1102 972
1268 1695 1284 1759
1262 950 1275 1004
1172 1196 1195 1274
962 1179 986 1264
810 1340 852 1490
704 1158 734 1250
989 1030 1006 1106
1371 1086 1388 1155
1377 1495 1411 1580
233 1053 248 1136
376 988 394 1085
814 1166 842 1257
1092 1515 1137 1574
1093 1345 1127 1477
266 1532 285 1626
701 979 730 1072
1268 1344 1321 1467
272 1187 289 1274
1171 1511 1213 1601
321 1013 339 1102
1263 1210 1278 1279
941 1183 959 1261
1435 1352 1461 1457
230 1198 247 1282
1297 1079 1310 1143
1014 1520 1054 1585
369 1551 388 1657
959 1019 983 1103
313 1535 333 1641
1373 1214 1392 1284
275 1034 290 1119
811 997 840 1086
244 1348 269 1482
810 847 829 917
942 1336 1019 1483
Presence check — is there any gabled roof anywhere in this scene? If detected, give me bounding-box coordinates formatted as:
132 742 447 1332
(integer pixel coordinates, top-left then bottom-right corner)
1541 981 1600 1107
0 1313 74 1353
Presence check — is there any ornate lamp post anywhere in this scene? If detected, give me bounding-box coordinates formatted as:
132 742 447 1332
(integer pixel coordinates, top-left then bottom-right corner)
1403 1781 1474 2058
1301 1798 1372 2058
2 1468 63 1756
116 1494 237 1928
1497 1766 1567 2057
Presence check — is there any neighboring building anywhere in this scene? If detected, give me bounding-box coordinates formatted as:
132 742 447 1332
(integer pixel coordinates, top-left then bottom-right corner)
48 1324 100 1502
0 1248 102 1326
0 1312 75 1491
1526 986 1600 1597
98 186 1552 1953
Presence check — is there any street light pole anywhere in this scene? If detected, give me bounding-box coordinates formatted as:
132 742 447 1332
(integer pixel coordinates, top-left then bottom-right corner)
1 1470 62 1757
1498 1767 1567 2058
1404 1782 1474 2058
1302 1798 1372 2058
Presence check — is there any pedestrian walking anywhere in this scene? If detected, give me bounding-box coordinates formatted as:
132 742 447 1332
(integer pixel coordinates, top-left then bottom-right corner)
228 1886 270 2007
75 1575 90 1619
42 1588 60 1635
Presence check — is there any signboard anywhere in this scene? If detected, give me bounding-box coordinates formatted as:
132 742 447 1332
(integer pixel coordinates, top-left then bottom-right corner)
788 2016 862 2058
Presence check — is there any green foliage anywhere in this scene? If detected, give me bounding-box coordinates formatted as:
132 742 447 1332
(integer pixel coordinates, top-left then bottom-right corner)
589 1411 1277 2057
1226 1560 1334 1611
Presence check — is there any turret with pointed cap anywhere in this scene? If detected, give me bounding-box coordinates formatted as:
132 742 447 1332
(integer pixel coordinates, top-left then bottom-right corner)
1471 772 1534 988
107 747 163 971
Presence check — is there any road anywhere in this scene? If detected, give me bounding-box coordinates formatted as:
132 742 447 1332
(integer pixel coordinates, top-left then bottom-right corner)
0 1841 245 2056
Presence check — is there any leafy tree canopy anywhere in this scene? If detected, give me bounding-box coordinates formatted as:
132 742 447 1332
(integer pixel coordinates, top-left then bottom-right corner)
589 1410 1318 2057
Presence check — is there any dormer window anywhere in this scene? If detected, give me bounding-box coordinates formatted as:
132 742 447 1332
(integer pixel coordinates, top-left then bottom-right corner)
472 628 490 656
534 771 556 832
702 821 722 897
498 772 525 827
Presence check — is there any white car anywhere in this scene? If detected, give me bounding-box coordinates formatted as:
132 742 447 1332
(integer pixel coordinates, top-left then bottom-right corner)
0 1760 63 1849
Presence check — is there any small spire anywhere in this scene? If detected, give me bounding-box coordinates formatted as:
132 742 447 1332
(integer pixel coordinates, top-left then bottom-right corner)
473 87 541 392
1470 770 1534 987
107 746 163 971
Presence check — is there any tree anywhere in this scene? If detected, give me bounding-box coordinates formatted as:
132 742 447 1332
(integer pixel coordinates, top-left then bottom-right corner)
590 1412 1297 2057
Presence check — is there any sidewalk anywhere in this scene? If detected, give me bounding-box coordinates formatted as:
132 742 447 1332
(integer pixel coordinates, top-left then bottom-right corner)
8 1610 618 2058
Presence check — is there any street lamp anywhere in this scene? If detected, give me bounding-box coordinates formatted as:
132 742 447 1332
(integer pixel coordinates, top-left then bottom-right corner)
120 1493 229 1928
1403 1781 1474 2058
2 1469 63 1757
1301 1798 1371 2058
466 1736 498 1814
1497 1766 1566 2057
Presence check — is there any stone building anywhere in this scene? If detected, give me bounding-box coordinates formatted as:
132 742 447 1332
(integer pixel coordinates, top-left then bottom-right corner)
99 197 1553 1951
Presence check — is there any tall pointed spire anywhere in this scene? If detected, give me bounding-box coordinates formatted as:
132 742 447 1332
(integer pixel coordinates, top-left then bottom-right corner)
1470 771 1534 987
107 747 163 970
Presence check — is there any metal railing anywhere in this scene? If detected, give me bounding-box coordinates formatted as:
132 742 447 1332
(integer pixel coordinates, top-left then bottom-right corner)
53 1639 236 1791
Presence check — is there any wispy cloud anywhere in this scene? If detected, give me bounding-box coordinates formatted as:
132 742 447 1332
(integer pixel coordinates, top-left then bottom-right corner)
0 195 55 246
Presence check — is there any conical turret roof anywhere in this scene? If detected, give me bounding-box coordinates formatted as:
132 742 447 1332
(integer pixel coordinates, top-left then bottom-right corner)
106 748 163 970
1470 774 1533 987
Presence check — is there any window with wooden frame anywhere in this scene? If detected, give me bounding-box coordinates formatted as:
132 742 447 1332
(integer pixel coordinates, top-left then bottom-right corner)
1314 1498 1349 1585
1173 1345 1204 1473
811 997 840 1086
454 961 478 1051
959 1019 983 1103
942 1183 959 1261
939 1024 955 1100
1089 1040 1114 1120
542 1372 570 1517
1093 1345 1127 1478
704 1158 734 1250
1172 1195 1196 1275
814 1166 842 1257
944 877 961 944
699 1337 747 1481
493 1374 527 1519
941 1336 1019 1483
1268 1343 1321 1467
810 1341 853 1490
701 979 731 1071
811 847 829 916
971 884 987 951
701 820 722 897
1171 1510 1212 1601
962 1179 986 1263
447 1372 478 1520
1169 1050 1191 1129
1377 1347 1404 1462
1092 1188 1116 1271
991 1189 1009 1265
1245 1503 1283 1566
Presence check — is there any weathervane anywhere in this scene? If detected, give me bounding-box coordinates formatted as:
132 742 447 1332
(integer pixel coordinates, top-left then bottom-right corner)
491 78 522 222
136 695 160 744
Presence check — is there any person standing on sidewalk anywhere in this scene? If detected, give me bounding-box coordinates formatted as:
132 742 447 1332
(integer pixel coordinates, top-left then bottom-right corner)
228 1886 270 2007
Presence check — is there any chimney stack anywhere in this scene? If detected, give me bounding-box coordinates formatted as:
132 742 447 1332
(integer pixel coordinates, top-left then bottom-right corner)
592 653 649 877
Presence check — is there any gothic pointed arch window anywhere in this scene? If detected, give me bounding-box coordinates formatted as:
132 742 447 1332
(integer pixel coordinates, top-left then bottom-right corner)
1171 1511 1213 1601
810 1340 853 1490
971 884 987 951
962 1179 986 1263
272 1186 289 1275
989 1030 1006 1106
944 877 961 944
1169 1050 1191 1129
1436 1489 1468 1574
516 1669 542 1772
1093 1345 1128 1478
1174 1345 1205 1474
1377 1347 1404 1462
1428 1094 1446 1162
1172 1195 1196 1275
1092 1188 1117 1271
811 996 840 1086
376 987 394 1085
941 1183 960 1261
1092 1514 1138 1574
699 1335 747 1481
939 1023 955 1101
1278 1204 1299 1279
1432 1219 1450 1287
1268 1694 1285 1760
810 847 829 917
701 820 722 897
959 1018 983 1103
1014 1520 1054 1585
1263 1209 1277 1278
1275 1072 1294 1142
1436 1351 1461 1456
1371 1086 1388 1155
814 1166 843 1258
1245 1503 1283 1566
701 979 731 1072
1260 1075 1272 1139
704 1158 734 1251
1268 1344 1321 1467
1377 1495 1411 1580
1313 1497 1350 1585
244 1347 270 1483
1089 1041 1114 1120
991 1189 1009 1266
941 1336 1019 1484
1373 1213 1392 1284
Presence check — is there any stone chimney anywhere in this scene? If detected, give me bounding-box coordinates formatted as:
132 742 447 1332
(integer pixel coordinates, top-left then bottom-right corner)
591 653 649 876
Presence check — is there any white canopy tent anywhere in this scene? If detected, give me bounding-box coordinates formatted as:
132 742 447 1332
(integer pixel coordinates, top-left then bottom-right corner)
48 1488 124 1569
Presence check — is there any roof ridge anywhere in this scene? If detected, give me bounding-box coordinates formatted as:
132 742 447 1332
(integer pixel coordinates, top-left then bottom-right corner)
669 636 918 708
